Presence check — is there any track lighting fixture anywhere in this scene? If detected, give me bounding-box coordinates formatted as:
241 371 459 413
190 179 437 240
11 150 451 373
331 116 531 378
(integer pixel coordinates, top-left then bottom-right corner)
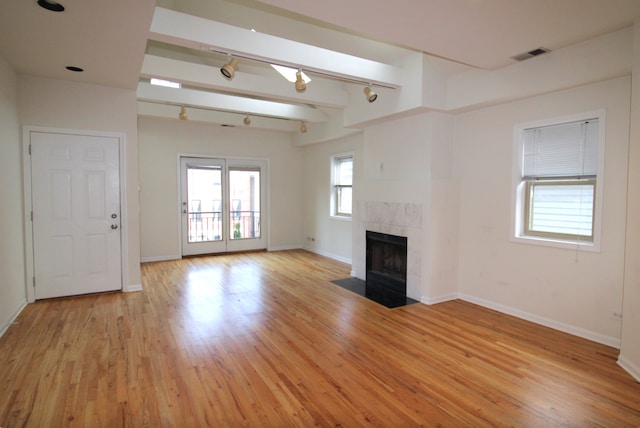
295 70 306 93
243 115 251 126
179 106 188 120
221 56 239 80
364 86 378 103
300 121 307 133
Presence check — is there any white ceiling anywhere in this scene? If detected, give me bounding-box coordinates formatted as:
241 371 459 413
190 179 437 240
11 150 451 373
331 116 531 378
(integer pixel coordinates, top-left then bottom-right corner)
256 0 640 70
2 0 640 135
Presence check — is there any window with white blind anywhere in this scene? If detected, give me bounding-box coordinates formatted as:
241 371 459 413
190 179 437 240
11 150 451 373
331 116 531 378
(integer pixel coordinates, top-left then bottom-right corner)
331 154 353 218
513 113 604 249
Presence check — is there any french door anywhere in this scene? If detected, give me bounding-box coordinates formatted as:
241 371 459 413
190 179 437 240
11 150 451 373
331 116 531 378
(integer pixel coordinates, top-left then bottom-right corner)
180 157 266 256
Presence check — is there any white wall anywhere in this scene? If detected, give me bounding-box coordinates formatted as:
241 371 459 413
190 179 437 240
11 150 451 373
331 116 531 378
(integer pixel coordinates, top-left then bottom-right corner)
454 77 631 346
0 55 27 335
618 19 640 381
301 132 363 263
427 112 459 303
18 75 142 290
137 116 303 260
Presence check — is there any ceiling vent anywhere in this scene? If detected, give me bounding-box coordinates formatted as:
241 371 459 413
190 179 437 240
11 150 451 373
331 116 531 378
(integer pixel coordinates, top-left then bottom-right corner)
512 47 550 62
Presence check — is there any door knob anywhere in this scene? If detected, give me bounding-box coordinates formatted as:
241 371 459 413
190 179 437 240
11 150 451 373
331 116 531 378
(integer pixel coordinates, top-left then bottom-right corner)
111 213 118 219
111 224 118 230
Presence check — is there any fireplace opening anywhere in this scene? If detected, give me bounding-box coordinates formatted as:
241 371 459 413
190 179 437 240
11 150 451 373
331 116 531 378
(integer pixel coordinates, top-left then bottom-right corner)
366 231 408 305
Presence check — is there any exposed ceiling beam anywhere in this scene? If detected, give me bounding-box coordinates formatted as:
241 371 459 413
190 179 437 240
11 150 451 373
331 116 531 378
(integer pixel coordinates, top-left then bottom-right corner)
137 82 328 122
140 54 349 109
138 101 299 132
148 7 403 88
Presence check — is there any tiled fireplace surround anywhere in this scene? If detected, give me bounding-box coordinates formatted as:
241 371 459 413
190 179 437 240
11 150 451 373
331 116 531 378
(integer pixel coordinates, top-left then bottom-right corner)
353 201 423 301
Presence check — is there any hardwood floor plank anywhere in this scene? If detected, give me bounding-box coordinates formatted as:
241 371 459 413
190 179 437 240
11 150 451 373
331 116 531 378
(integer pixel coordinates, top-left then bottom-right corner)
0 249 638 427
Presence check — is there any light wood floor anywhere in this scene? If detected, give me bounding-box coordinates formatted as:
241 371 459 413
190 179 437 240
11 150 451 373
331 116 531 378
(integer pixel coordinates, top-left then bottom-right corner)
1 250 639 427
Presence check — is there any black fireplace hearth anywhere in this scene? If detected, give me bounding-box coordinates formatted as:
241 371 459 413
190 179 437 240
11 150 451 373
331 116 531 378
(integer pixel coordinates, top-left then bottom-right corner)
331 231 417 308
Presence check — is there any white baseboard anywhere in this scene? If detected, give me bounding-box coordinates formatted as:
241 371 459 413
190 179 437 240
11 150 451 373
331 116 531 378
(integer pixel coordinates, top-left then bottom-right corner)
421 293 458 305
140 255 181 263
268 244 302 252
617 355 640 382
307 248 352 264
124 283 143 293
458 293 621 349
0 298 28 338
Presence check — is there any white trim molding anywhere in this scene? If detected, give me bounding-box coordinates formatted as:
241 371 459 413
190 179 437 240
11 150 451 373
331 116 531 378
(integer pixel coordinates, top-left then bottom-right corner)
458 293 621 348
617 355 640 382
0 299 27 338
141 255 181 263
124 283 143 293
307 248 352 265
421 293 458 305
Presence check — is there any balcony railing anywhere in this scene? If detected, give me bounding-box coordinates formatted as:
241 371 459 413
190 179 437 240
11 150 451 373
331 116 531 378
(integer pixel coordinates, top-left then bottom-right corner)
188 211 260 242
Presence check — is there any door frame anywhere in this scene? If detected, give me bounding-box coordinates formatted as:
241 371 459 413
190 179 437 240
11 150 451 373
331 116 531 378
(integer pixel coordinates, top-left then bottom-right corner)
176 153 270 257
22 126 128 303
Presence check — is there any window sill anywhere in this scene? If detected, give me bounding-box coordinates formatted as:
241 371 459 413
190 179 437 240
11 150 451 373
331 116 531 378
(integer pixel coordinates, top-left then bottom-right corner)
511 234 600 253
330 215 352 222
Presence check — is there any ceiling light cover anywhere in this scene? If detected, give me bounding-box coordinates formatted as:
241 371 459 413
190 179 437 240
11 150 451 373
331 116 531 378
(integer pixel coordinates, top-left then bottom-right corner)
364 86 377 103
295 70 306 93
179 106 188 120
221 58 238 80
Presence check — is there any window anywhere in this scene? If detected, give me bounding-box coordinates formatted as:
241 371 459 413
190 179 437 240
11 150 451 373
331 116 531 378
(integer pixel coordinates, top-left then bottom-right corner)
331 154 353 217
514 114 603 248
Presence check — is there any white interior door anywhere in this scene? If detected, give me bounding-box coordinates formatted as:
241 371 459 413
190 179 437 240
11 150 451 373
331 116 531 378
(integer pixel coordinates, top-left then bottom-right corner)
180 157 267 256
30 132 122 299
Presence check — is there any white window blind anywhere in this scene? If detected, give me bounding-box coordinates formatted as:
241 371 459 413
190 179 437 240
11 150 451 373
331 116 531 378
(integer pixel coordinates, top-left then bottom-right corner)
528 182 594 237
522 119 599 179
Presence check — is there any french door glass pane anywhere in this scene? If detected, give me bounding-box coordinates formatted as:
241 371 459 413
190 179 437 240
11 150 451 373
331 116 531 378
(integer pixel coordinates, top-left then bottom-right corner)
229 169 260 240
187 166 222 242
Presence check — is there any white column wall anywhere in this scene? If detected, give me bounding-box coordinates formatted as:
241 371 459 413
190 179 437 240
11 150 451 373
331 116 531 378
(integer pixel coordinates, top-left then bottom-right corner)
618 19 640 382
0 55 27 335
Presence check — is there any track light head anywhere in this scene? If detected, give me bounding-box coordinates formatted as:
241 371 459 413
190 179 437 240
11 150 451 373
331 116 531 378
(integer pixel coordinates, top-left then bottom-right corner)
221 57 238 80
179 106 188 120
295 70 306 93
243 115 251 126
364 86 377 103
300 121 307 133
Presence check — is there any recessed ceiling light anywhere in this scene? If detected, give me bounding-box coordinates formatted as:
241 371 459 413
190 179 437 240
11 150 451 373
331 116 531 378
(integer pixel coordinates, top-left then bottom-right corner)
37 0 65 12
66 66 83 72
271 64 311 84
